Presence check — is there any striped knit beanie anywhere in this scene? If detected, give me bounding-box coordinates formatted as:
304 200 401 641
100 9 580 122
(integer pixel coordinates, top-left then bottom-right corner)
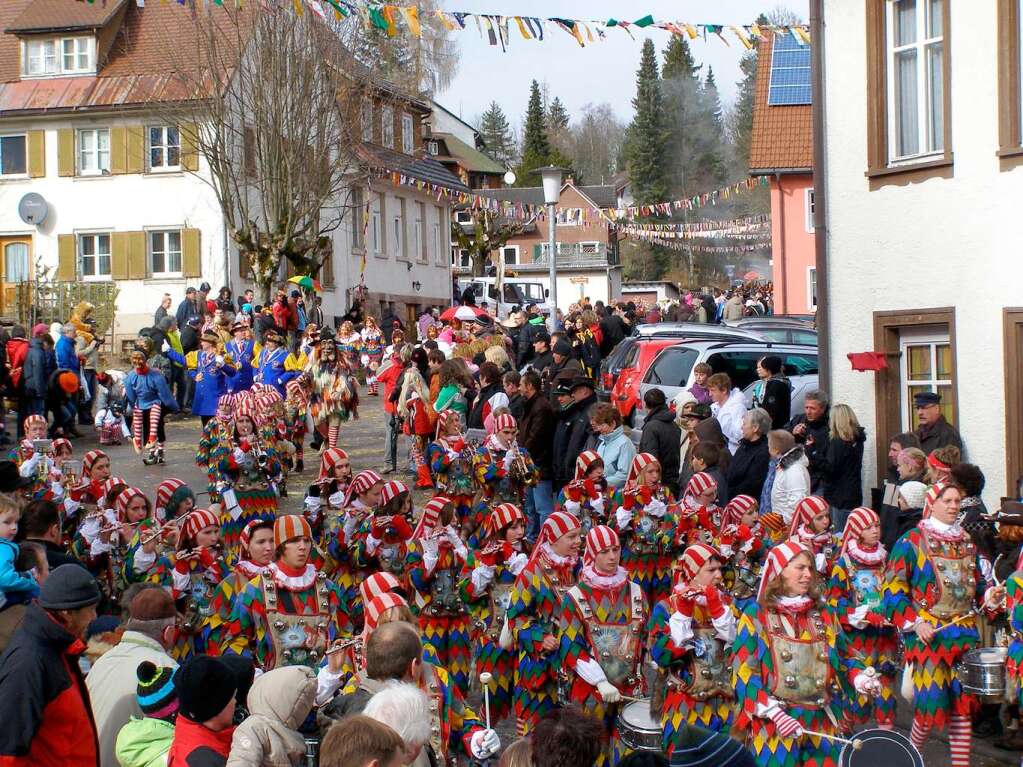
379 480 409 506
274 514 312 549
574 450 602 480
115 487 150 522
626 452 659 485
484 503 525 539
181 508 219 543
685 472 717 499
360 572 402 606
22 414 46 434
318 448 349 480
839 507 880 556
583 525 619 567
155 479 186 513
757 540 811 603
340 469 383 509
788 495 830 537
83 449 107 477
720 495 758 530
136 661 179 721
493 413 517 433
674 543 722 589
412 495 452 539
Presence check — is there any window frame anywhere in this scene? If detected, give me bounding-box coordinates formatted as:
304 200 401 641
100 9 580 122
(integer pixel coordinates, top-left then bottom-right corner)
502 245 519 265
414 201 426 263
371 193 385 257
149 229 183 277
24 36 94 77
77 127 110 176
77 231 112 281
361 102 375 143
998 0 1023 164
381 106 395 149
351 187 365 250
866 0 952 184
434 206 447 265
807 266 818 310
3 242 30 284
0 134 28 178
147 125 182 172
898 328 955 431
401 113 415 154
804 188 815 234
393 198 406 259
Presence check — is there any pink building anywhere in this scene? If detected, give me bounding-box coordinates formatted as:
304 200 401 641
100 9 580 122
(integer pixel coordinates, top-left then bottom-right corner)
749 35 816 316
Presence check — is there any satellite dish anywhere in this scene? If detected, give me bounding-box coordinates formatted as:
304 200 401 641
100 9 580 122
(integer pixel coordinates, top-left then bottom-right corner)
18 193 48 226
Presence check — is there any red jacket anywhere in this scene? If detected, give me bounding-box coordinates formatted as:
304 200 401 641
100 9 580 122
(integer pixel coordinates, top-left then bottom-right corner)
272 301 297 332
377 358 405 415
167 717 234 767
6 338 28 390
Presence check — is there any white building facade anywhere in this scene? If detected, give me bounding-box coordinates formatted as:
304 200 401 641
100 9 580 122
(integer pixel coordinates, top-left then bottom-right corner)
822 0 1023 505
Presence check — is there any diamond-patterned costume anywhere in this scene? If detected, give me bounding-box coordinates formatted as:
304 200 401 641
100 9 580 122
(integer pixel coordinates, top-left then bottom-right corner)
609 485 678 607
204 561 264 653
472 444 537 544
426 437 477 531
196 418 232 503
217 427 281 565
1006 568 1023 705
555 480 611 535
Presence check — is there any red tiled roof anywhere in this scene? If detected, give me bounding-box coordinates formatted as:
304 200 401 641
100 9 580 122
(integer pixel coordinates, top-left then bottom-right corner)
749 35 813 173
6 0 125 34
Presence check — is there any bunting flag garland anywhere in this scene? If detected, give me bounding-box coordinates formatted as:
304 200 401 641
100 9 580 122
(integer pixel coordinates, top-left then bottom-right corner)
607 176 770 222
618 214 769 233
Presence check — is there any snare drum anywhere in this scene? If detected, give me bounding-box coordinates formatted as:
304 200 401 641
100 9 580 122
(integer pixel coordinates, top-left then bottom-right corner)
617 699 662 752
956 646 1008 703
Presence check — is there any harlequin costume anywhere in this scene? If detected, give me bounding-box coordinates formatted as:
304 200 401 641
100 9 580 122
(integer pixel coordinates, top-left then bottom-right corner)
1003 548 1023 725
788 496 837 575
406 495 473 696
610 453 679 607
426 411 478 531
13 418 64 502
350 480 414 590
217 397 281 565
881 484 988 767
718 494 766 610
462 503 530 724
283 378 310 474
223 514 354 671
825 507 898 728
323 469 383 625
507 510 581 735
303 448 351 538
471 414 538 543
360 318 384 395
554 450 610 535
733 541 876 767
307 330 359 450
559 525 646 767
196 393 235 503
337 322 362 371
676 472 721 547
648 544 737 756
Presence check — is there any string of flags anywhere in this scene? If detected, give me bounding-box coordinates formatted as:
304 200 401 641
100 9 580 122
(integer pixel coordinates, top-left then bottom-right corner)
620 228 770 241
635 234 767 254
116 0 811 51
619 214 769 234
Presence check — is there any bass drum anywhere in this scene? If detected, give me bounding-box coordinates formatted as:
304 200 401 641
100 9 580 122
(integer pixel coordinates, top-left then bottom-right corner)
841 729 923 767
617 699 662 753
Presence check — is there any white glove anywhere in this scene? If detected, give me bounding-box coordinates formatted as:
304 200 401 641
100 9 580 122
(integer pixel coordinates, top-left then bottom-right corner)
669 611 694 647
591 495 606 515
471 564 495 593
470 729 501 759
645 498 668 517
849 604 871 630
814 552 827 572
507 551 528 575
233 447 252 467
50 481 64 498
854 671 882 697
215 355 225 366
19 454 39 478
304 496 322 523
615 506 632 530
447 450 461 462
597 681 622 703
63 497 81 516
563 499 582 517
365 535 382 555
575 657 607 686
502 451 515 472
328 491 345 507
719 543 734 558
342 514 360 541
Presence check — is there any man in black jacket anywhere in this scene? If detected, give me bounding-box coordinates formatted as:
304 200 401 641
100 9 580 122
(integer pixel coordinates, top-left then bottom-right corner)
785 389 831 492
726 408 772 502
180 316 202 411
755 355 791 430
638 388 682 496
467 362 506 430
552 377 598 490
913 391 964 454
175 287 202 329
19 500 86 572
520 371 555 539
598 306 626 357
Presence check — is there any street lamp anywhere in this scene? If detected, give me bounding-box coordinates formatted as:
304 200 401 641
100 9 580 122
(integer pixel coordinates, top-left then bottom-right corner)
539 165 566 332
503 169 516 186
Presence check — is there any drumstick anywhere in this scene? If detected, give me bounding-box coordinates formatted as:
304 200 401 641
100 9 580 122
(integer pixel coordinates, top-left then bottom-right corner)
801 729 862 749
479 672 492 729
933 611 975 634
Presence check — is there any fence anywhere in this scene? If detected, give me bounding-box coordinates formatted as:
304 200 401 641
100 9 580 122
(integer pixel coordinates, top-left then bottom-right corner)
16 279 119 351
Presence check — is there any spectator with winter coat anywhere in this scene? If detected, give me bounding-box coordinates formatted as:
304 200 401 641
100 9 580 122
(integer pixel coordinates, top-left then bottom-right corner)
225 666 316 767
785 389 831 491
724 408 771 502
751 355 791 430
54 324 80 377
0 564 101 767
877 432 920 549
591 402 636 489
820 403 866 528
767 429 810 528
638 387 682 496
551 378 597 488
167 656 238 767
519 371 556 537
175 288 203 330
21 326 51 422
722 292 744 321
7 327 30 438
707 372 748 454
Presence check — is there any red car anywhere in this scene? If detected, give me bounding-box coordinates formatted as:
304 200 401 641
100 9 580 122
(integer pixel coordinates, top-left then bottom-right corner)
611 338 681 424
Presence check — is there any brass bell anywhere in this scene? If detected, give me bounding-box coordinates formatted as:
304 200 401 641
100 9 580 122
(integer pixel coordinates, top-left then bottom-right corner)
273 620 285 630
283 649 292 660
602 651 611 659
781 650 793 662
317 621 327 630
815 678 825 689
265 581 276 591
784 675 797 688
701 669 713 678
320 601 329 610
817 651 827 661
309 651 318 661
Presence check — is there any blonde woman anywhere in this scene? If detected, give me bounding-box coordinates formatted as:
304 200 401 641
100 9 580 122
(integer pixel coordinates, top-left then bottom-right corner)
820 403 866 529
483 343 511 373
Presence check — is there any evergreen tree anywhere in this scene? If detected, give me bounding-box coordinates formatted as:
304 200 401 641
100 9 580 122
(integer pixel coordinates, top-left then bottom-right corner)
704 67 724 135
661 35 700 83
623 39 668 204
547 97 570 132
514 80 552 186
478 101 515 168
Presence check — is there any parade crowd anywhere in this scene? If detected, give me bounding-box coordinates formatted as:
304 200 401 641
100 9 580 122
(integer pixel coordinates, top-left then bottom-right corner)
0 280 1014 767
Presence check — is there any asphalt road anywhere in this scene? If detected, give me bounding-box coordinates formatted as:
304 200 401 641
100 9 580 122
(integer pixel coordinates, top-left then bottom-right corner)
85 405 1013 766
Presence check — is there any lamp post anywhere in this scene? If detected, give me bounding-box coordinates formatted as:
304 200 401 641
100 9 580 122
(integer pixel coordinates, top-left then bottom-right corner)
539 165 566 332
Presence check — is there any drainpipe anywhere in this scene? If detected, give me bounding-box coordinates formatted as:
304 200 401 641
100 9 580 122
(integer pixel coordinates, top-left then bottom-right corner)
775 172 788 315
810 0 831 392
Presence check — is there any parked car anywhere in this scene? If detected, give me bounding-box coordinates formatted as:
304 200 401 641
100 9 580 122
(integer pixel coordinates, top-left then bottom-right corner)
722 317 817 345
629 340 820 445
608 338 681 425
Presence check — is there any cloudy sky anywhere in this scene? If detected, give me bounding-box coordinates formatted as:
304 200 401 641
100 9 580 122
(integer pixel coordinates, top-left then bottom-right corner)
435 0 808 127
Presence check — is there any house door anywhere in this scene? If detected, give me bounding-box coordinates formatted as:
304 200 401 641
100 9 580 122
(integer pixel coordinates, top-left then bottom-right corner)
0 237 30 318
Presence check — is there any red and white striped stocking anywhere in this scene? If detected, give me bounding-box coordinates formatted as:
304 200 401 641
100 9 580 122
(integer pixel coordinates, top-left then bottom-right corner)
132 408 143 452
910 717 931 751
148 404 162 444
328 422 340 449
948 714 971 767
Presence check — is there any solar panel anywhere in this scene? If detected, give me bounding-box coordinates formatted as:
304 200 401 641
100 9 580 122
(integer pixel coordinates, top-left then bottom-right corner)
767 33 812 106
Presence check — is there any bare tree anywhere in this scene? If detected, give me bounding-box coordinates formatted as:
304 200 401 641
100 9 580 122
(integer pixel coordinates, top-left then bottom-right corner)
451 209 527 278
567 103 625 184
768 6 805 26
147 2 373 303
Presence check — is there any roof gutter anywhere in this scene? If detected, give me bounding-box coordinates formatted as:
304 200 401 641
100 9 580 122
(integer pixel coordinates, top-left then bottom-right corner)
810 0 831 392
749 167 813 176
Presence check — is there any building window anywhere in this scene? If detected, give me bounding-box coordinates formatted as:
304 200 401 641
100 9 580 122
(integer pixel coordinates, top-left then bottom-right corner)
149 126 181 171
997 0 1023 157
434 206 446 265
502 245 518 265
78 128 110 175
807 267 818 310
362 102 374 143
401 113 414 154
0 135 27 176
414 202 426 262
454 249 472 269
79 233 111 279
351 187 365 249
381 106 394 149
886 0 945 162
394 198 406 258
805 188 815 233
150 230 182 276
555 208 581 226
899 329 954 429
371 193 384 255
25 37 93 76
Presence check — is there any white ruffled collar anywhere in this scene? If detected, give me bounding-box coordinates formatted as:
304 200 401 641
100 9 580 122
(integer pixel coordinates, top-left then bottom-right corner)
269 562 318 591
847 540 887 565
581 564 627 590
541 542 575 567
920 516 966 542
775 594 814 613
236 559 264 579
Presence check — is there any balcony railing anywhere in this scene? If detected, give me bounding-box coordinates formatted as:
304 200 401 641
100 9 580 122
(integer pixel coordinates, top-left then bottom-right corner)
527 242 618 268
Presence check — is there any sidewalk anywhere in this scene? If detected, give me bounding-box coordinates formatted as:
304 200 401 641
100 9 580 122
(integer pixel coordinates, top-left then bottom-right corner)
894 707 1019 766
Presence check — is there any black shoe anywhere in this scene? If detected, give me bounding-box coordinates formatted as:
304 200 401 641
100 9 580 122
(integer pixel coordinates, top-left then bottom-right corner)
974 718 1003 738
381 466 396 475
295 460 304 474
68 429 84 439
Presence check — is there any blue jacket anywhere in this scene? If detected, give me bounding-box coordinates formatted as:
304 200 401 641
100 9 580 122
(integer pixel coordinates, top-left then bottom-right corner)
188 352 237 416
254 346 295 396
0 538 39 606
22 339 49 399
124 368 179 412
597 426 637 489
54 336 79 375
225 339 255 393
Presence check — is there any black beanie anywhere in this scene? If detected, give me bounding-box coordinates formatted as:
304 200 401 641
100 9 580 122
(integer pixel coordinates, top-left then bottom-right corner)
39 564 101 610
175 656 237 723
553 339 572 357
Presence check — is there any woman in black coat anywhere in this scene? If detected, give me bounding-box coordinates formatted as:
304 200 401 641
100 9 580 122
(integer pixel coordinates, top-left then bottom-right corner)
752 355 791 430
820 403 866 528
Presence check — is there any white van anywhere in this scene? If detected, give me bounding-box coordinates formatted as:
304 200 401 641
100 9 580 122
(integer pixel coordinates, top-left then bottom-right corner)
456 277 553 319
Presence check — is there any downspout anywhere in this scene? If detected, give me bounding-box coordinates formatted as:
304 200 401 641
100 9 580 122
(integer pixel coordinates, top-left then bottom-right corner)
775 172 788 314
810 0 831 392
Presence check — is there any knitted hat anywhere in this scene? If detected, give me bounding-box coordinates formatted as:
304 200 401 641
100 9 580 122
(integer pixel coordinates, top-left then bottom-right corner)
23 414 46 433
340 469 383 509
898 481 928 511
360 572 402 606
757 541 811 603
101 477 127 500
412 495 452 539
676 542 721 585
215 393 236 421
83 449 107 477
318 448 349 480
115 487 150 522
434 410 461 440
583 525 619 568
234 398 261 427
484 503 525 539
839 507 880 557
175 656 237 723
526 510 581 569
720 495 758 530
155 479 187 513
362 592 410 646
51 438 72 456
240 518 275 556
274 514 312 549
39 564 101 610
574 450 602 480
137 661 179 721
626 453 659 485
685 472 717 499
788 496 830 537
379 480 409 506
922 482 947 519
493 413 517 433
181 508 219 542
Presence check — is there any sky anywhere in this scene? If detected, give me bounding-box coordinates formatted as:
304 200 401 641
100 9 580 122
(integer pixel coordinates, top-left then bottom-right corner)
435 0 808 129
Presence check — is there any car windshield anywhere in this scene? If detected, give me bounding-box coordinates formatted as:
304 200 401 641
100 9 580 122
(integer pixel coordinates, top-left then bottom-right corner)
647 348 699 387
516 283 545 301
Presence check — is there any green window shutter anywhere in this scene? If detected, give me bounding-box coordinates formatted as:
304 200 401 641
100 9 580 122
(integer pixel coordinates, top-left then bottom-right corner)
181 124 199 172
126 125 145 174
532 244 541 260
111 232 130 280
27 131 45 178
109 126 127 175
182 228 201 277
128 231 147 279
57 128 75 177
57 234 76 281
